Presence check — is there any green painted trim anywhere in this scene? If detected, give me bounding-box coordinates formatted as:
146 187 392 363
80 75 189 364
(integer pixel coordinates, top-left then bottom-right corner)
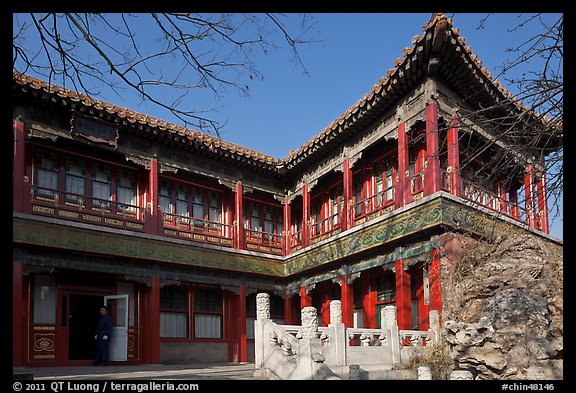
284 198 443 275
13 217 286 276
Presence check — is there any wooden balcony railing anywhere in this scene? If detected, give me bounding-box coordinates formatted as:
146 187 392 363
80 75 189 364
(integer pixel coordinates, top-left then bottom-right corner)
351 185 395 227
162 212 233 247
310 211 343 244
31 185 145 231
410 172 424 198
245 228 283 255
290 229 303 252
29 173 541 257
459 178 529 225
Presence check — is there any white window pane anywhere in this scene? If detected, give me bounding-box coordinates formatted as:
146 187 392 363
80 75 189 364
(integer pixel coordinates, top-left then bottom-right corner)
33 275 57 324
246 317 256 340
194 314 222 339
160 312 189 338
117 282 135 327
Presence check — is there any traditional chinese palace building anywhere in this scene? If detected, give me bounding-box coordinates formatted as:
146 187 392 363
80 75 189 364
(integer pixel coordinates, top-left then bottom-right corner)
13 14 559 367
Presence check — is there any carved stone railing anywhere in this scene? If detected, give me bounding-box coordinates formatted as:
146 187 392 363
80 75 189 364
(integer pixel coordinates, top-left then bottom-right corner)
254 294 439 379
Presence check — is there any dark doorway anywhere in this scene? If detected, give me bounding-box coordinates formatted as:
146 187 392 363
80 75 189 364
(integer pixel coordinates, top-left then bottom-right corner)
68 294 103 360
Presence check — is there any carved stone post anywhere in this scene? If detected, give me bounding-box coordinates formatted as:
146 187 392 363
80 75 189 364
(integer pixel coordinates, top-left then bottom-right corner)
301 307 319 339
450 370 474 380
254 293 271 370
329 300 342 325
256 293 271 320
328 300 346 366
381 304 397 329
381 305 400 364
418 366 432 380
349 364 361 380
428 309 441 343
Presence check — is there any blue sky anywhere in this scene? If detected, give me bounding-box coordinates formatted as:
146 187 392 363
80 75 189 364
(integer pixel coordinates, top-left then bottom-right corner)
13 13 563 239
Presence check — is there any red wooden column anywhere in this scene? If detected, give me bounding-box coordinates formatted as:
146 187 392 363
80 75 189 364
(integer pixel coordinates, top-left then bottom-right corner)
147 275 161 364
362 273 377 328
223 189 234 239
429 249 443 318
283 196 291 255
447 115 461 196
524 164 536 228
302 184 310 247
300 285 312 308
499 182 508 214
414 267 429 331
395 258 412 330
537 173 549 234
234 181 245 250
13 260 24 367
396 121 410 208
341 274 354 328
13 117 27 213
342 159 353 231
144 157 160 235
238 284 247 363
284 291 293 325
425 101 441 196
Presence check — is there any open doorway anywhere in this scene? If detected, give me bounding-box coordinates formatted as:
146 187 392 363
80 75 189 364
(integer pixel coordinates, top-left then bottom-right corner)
68 294 103 360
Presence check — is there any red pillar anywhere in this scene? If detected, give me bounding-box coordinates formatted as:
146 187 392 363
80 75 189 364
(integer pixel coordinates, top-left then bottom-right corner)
302 184 310 247
283 197 291 255
396 121 410 208
13 260 24 367
148 275 161 364
342 159 353 231
234 181 244 249
362 274 377 328
429 249 443 318
395 258 412 330
425 101 441 196
300 285 312 308
537 173 549 233
13 117 27 213
144 158 160 235
238 284 247 363
524 164 536 228
284 291 293 325
499 182 508 215
447 115 461 196
341 274 354 327
223 189 234 239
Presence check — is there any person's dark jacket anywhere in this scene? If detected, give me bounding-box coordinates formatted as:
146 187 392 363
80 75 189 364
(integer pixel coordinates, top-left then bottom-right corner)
96 314 112 339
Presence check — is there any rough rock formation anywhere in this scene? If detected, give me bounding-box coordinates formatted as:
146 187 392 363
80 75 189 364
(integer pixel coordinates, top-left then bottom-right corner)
440 225 563 380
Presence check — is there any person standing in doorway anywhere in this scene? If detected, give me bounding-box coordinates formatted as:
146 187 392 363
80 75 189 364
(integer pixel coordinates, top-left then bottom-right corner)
94 305 112 366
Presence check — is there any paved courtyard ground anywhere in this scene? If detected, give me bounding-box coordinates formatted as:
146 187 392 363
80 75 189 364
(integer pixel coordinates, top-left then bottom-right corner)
13 363 257 380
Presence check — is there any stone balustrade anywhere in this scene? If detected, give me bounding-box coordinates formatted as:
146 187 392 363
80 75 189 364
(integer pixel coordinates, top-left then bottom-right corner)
254 293 439 379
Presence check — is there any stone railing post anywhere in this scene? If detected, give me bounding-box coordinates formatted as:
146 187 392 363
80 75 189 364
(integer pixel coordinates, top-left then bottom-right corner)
254 293 271 369
428 309 441 343
418 366 432 380
450 370 474 380
301 306 319 339
380 305 400 364
328 300 346 366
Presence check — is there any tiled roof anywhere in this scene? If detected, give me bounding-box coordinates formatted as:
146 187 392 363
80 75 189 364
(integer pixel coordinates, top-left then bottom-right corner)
283 13 547 168
14 13 544 173
13 71 280 167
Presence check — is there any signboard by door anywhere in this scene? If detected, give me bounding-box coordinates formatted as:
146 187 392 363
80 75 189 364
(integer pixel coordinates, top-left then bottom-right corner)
104 294 129 361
